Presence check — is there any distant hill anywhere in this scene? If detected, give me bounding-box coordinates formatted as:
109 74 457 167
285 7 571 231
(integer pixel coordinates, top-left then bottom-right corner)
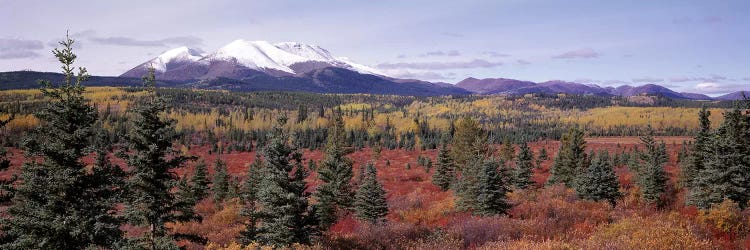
715 91 749 100
0 71 149 90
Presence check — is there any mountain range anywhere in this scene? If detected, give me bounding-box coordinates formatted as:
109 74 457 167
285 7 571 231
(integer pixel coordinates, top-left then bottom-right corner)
0 40 746 99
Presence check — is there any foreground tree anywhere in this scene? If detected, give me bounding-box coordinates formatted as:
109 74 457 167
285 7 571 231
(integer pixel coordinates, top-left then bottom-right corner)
314 110 354 229
354 163 389 223
636 128 668 204
253 117 317 246
451 117 487 167
2 34 124 249
475 159 512 216
432 142 456 191
689 102 750 209
548 127 588 188
122 67 201 249
513 142 534 189
681 106 711 188
190 160 210 202
576 151 621 206
0 115 15 204
212 157 230 203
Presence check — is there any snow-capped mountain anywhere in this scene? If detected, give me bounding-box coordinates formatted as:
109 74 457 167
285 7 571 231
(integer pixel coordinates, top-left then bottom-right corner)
121 40 382 80
120 46 204 78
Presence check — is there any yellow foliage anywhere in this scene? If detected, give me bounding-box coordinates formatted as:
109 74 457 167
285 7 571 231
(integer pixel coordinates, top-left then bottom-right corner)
478 239 577 250
699 199 746 234
583 214 713 250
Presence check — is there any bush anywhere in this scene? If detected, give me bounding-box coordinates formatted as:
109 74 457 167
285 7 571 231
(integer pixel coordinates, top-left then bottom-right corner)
582 214 713 249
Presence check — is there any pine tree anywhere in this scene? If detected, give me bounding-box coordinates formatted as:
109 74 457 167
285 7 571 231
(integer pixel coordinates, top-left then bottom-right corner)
689 105 750 209
576 151 621 206
681 106 710 189
212 157 230 203
432 142 455 191
354 163 389 223
191 160 210 202
548 127 588 188
475 158 512 216
2 34 124 249
0 115 15 204
500 138 515 162
253 116 317 246
238 154 263 245
122 67 201 249
456 157 483 211
513 142 534 189
451 117 487 167
314 110 355 229
637 128 668 204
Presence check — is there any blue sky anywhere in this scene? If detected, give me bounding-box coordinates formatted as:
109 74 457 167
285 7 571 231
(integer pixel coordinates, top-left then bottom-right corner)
0 0 748 95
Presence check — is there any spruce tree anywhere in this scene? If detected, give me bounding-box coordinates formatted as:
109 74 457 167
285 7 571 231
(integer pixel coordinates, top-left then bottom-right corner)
0 115 15 204
475 158 512 216
191 160 210 202
354 163 389 223
451 117 486 167
513 142 534 189
2 34 124 249
548 127 587 188
122 67 201 249
456 157 483 211
314 110 354 229
689 105 750 209
253 116 317 246
681 106 710 189
500 138 515 162
576 151 621 206
238 154 263 245
212 157 230 203
637 128 668 204
432 142 455 191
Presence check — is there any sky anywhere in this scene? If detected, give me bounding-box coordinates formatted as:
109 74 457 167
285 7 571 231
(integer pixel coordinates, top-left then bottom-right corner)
0 0 748 95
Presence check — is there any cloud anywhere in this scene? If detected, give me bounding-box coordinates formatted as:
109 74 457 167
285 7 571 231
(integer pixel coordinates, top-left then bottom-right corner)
673 16 724 24
89 35 203 47
743 77 750 81
0 38 44 59
691 82 747 95
482 51 510 58
669 76 692 82
377 59 503 70
441 32 463 37
602 80 631 86
397 54 407 59
632 77 664 83
419 50 460 57
552 48 600 59
669 74 727 83
516 59 530 65
390 70 453 80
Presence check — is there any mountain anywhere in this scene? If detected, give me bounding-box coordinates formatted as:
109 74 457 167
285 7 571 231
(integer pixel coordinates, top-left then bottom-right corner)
455 77 712 100
0 71 171 90
120 47 204 79
716 91 749 100
456 77 536 94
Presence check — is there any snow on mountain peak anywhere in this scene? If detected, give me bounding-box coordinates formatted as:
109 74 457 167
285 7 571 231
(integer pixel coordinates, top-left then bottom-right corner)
274 42 336 62
206 40 309 73
149 46 204 72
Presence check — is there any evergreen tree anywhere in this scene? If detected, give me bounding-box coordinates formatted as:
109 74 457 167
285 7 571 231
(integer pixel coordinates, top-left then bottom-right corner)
0 115 15 204
513 142 535 189
475 158 512 216
451 117 487 167
681 106 710 189
253 117 317 246
2 34 124 249
576 151 621 206
314 110 355 229
689 104 750 209
122 67 201 249
212 157 230 203
238 154 263 245
548 127 587 188
190 160 210 202
456 157 483 211
637 128 668 204
500 138 515 162
354 163 389 223
432 142 455 191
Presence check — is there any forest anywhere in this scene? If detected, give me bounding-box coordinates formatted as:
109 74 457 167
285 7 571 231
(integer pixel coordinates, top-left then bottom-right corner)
1 36 750 250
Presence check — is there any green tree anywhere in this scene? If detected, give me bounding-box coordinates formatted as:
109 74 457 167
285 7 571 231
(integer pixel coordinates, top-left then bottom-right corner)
253 117 317 246
637 128 668 204
500 138 515 162
548 127 588 188
212 157 230 203
689 104 750 209
190 160 211 202
0 115 15 204
475 158 512 216
354 163 389 223
314 110 354 229
122 67 201 249
681 106 710 189
432 142 455 191
451 117 487 167
2 34 124 249
238 154 263 245
576 151 621 206
513 142 535 189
